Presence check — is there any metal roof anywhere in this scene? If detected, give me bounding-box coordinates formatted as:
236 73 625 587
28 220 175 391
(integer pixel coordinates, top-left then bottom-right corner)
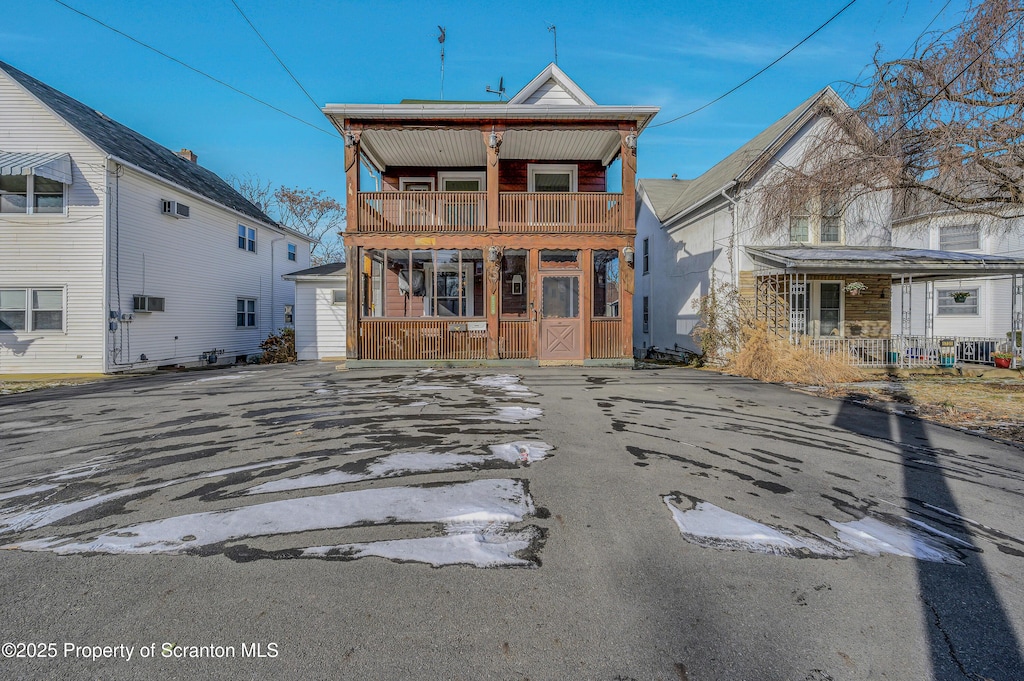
0 60 276 227
746 246 1024 279
0 151 73 184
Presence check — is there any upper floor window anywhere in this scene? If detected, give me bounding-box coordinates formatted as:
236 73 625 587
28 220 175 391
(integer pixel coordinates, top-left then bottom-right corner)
0 288 64 332
528 164 578 193
0 175 65 215
939 224 980 251
642 238 649 274
287 243 296 261
238 225 256 252
790 192 844 245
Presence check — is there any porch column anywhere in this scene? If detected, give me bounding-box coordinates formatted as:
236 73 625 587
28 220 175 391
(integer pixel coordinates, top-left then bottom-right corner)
1013 273 1023 368
483 126 503 234
582 249 593 359
344 125 361 359
486 247 500 360
619 125 637 228
620 241 635 358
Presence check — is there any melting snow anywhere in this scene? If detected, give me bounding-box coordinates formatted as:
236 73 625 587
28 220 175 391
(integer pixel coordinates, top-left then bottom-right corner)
829 517 964 565
473 374 537 397
0 485 58 502
301 528 539 568
489 406 543 423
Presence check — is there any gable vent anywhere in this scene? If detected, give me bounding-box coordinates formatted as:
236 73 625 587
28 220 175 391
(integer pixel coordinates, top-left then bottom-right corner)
161 200 190 219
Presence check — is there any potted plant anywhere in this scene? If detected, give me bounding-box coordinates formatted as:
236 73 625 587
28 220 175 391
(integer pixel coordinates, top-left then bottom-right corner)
950 291 971 303
992 351 1015 369
844 282 867 296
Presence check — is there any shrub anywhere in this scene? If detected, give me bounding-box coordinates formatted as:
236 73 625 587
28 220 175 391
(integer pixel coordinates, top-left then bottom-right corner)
260 328 296 363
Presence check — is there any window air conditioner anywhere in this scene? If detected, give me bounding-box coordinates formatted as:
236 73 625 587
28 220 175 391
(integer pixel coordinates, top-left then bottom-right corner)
133 295 166 312
161 200 190 219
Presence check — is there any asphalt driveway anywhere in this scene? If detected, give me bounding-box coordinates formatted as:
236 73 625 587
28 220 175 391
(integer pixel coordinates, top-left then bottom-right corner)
0 363 1021 680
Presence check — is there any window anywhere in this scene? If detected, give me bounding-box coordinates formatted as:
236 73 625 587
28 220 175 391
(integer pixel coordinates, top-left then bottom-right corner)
642 296 649 333
0 288 64 332
0 175 65 215
361 249 485 318
332 289 345 305
132 295 165 312
593 250 620 317
287 243 296 261
820 192 841 243
937 288 979 315
939 224 980 251
540 250 579 268
790 193 843 244
501 250 528 317
789 203 810 243
283 304 294 324
642 238 649 274
236 298 257 327
238 225 256 252
527 164 577 192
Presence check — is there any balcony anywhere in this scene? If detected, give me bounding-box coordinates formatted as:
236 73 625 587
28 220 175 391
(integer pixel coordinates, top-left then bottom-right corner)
354 191 624 234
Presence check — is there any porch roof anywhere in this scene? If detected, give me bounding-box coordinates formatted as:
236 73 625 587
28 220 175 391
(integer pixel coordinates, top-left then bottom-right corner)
745 246 1024 280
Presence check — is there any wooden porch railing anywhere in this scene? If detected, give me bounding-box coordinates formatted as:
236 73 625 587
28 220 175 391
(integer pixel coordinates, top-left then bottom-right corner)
359 319 487 360
498 192 623 233
499 319 532 359
590 318 623 358
356 192 486 232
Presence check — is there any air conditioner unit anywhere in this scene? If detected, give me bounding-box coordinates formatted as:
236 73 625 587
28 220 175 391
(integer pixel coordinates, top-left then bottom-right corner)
132 295 165 313
161 200 190 219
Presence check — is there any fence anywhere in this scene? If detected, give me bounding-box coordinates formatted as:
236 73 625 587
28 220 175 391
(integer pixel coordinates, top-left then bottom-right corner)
805 335 1006 367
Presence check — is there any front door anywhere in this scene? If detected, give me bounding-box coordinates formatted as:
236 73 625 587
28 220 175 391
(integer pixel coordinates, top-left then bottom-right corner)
538 274 583 361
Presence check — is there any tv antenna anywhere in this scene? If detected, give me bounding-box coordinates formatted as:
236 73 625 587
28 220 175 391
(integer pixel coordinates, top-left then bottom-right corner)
485 76 506 101
437 26 446 100
547 24 557 64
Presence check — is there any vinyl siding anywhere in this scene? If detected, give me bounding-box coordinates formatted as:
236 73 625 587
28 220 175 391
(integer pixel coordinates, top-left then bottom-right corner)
105 166 309 370
294 281 346 360
521 79 582 105
0 71 107 373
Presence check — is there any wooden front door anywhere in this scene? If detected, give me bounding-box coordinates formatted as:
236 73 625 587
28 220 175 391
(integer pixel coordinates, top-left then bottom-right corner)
538 273 582 361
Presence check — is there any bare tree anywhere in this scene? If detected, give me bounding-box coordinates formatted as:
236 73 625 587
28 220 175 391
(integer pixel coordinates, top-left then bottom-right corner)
274 187 346 266
230 173 278 216
754 0 1024 236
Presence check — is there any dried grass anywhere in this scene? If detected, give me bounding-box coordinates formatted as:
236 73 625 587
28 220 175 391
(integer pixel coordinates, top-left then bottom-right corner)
724 321 864 385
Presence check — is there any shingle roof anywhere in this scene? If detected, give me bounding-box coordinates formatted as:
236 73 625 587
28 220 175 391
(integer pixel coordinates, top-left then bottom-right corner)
0 60 274 225
282 262 347 279
639 88 838 223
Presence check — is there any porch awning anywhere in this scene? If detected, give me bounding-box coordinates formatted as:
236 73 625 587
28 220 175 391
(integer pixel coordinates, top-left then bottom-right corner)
745 246 1024 281
0 151 73 185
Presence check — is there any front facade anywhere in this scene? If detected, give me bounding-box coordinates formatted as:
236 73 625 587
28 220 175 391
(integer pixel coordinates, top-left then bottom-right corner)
324 64 658 365
0 60 311 373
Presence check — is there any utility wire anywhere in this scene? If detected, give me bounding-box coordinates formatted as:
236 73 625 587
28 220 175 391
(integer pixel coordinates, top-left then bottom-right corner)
229 0 329 122
650 0 859 128
52 0 339 139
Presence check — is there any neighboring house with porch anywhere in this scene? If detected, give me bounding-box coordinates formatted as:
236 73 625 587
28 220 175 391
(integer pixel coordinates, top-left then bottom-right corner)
323 63 658 366
635 87 1024 367
0 60 312 373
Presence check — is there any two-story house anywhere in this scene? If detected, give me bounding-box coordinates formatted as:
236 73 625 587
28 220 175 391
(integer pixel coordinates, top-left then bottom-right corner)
0 60 312 374
322 64 658 366
636 87 1024 367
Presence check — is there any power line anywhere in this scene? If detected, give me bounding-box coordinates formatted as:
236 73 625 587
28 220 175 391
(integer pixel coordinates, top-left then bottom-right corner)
51 0 339 139
229 0 327 120
650 0 859 128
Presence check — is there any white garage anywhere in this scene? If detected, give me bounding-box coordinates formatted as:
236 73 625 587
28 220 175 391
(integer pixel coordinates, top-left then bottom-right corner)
282 263 347 361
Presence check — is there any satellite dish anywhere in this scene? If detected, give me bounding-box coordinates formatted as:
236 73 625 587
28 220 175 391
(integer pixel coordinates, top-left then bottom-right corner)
485 76 506 101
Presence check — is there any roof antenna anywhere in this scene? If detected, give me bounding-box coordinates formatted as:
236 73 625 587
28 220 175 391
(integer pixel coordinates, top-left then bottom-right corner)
547 24 557 64
437 26 446 100
485 76 506 101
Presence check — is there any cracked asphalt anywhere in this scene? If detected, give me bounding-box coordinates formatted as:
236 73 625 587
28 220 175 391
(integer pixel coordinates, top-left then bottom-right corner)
0 363 1022 680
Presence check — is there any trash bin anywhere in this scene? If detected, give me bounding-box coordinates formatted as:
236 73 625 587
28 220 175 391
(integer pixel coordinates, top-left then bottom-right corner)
887 351 900 364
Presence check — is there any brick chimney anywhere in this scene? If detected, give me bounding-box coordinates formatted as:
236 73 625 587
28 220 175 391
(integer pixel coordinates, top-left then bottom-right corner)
177 149 198 164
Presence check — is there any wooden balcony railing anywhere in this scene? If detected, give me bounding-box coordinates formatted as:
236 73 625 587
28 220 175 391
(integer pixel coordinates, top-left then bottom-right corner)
590 318 623 358
359 319 487 360
357 192 486 233
499 192 623 233
354 191 626 233
499 319 532 359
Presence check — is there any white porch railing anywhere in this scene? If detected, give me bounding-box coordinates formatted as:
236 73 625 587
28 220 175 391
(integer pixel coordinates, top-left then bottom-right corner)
805 335 1008 368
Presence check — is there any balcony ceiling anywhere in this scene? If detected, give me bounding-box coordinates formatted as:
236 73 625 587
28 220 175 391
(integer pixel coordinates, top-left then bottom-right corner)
359 128 625 171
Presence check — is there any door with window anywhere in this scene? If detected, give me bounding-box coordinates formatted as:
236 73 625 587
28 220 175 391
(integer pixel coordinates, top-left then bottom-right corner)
538 273 582 360
437 172 485 228
813 282 843 337
529 164 577 225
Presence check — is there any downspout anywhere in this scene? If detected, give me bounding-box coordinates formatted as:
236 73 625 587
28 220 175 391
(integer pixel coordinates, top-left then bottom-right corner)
720 186 740 289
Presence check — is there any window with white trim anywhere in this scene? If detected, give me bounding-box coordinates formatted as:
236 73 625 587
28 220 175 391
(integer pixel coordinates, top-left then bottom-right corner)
937 288 979 315
642 238 649 274
287 243 296 261
238 225 256 252
527 164 578 192
0 175 65 215
0 288 64 331
236 298 257 327
332 290 345 305
283 304 294 324
789 192 844 244
938 224 980 251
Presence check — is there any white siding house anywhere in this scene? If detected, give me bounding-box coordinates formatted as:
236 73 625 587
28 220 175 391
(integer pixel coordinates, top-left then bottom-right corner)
282 264 347 361
0 60 312 374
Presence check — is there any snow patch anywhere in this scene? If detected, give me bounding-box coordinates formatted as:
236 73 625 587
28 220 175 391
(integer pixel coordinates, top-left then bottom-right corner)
829 517 964 565
472 374 537 397
488 406 543 423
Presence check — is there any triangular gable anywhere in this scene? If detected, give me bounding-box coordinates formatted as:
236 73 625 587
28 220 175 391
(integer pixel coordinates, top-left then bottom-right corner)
508 63 596 106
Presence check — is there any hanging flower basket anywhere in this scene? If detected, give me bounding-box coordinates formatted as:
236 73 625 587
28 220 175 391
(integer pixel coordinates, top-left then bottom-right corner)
844 282 867 296
951 291 971 303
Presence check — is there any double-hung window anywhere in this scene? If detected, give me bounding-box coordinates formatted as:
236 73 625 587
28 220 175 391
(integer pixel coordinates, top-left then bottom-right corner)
939 224 980 251
236 298 257 327
0 288 64 332
287 243 296 261
238 225 256 252
0 175 65 215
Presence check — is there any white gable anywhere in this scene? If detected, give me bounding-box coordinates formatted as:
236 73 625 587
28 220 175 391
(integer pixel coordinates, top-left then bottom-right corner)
509 63 596 106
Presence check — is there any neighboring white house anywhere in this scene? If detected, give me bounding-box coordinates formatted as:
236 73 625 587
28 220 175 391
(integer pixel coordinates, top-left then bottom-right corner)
281 263 347 361
892 211 1023 342
0 60 312 373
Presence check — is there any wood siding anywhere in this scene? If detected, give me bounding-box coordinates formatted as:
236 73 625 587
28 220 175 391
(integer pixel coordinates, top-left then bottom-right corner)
0 71 107 373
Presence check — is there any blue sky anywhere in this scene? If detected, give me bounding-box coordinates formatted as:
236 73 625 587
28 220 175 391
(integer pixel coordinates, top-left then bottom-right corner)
4 1 966 207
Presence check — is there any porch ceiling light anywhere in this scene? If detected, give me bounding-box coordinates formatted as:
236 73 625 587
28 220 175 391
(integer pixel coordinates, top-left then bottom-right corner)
624 131 637 150
488 131 501 149
488 246 500 262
